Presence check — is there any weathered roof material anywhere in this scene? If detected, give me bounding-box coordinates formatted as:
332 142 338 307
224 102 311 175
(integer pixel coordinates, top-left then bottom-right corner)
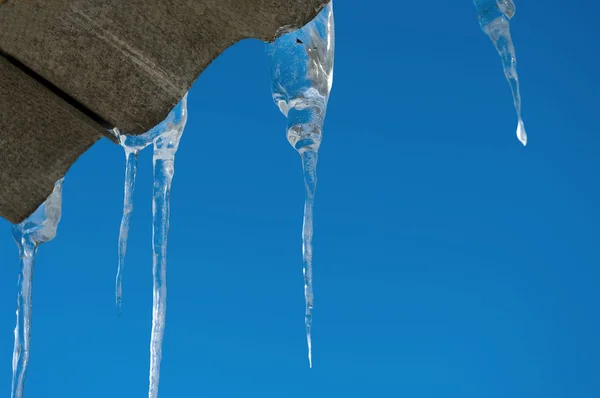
0 0 329 223
0 56 104 223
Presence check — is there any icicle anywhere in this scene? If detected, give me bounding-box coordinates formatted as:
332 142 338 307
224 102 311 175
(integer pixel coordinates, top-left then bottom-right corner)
149 96 187 398
267 3 335 368
300 148 317 368
11 179 64 398
115 131 154 313
474 0 527 145
114 96 186 397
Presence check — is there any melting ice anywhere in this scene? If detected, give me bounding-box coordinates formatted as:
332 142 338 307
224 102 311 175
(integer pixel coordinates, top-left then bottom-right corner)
114 95 187 398
474 0 527 145
11 179 64 398
267 3 335 368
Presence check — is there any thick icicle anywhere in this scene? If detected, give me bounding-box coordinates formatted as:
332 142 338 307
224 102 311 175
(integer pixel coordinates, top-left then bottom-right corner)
148 96 187 398
474 0 527 145
267 3 335 368
11 179 64 398
115 131 155 313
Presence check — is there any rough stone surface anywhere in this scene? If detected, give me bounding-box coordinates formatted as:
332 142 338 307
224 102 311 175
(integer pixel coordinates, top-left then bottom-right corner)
0 0 329 223
0 56 104 224
0 0 329 134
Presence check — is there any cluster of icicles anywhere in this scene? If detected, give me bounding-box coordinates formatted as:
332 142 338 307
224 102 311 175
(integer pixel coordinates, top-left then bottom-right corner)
8 1 527 396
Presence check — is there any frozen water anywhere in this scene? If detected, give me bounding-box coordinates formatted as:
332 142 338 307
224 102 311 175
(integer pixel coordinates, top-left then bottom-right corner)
267 3 335 368
114 96 186 397
113 96 187 398
11 179 64 398
114 96 188 315
474 0 527 145
149 96 187 398
114 130 154 314
115 94 187 398
267 4 335 153
148 95 186 398
300 149 317 368
115 145 142 314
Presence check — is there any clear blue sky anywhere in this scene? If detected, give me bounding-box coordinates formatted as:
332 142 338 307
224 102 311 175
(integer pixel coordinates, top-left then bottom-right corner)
1 1 599 397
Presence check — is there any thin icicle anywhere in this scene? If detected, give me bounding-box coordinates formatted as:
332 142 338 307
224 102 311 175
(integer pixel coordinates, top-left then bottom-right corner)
114 95 186 397
300 149 317 368
115 131 154 313
474 0 527 145
116 148 138 313
267 4 335 368
11 179 64 398
148 95 187 398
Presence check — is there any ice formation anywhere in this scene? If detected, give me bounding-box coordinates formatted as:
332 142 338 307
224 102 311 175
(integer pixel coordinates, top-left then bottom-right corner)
1 1 535 393
115 134 147 314
267 3 335 368
114 95 187 398
10 179 64 398
474 0 527 145
148 96 186 398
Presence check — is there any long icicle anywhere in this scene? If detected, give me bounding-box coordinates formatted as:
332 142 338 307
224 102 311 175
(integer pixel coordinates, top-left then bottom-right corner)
267 4 335 368
474 0 527 145
11 239 35 398
116 147 140 313
115 131 155 313
300 149 317 367
11 179 64 398
148 95 187 398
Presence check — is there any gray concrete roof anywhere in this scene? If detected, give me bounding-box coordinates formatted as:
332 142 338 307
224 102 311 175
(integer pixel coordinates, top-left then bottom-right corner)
0 0 329 223
0 56 104 223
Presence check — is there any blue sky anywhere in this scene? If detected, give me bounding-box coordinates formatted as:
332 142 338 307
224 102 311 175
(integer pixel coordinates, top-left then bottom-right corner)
1 0 599 397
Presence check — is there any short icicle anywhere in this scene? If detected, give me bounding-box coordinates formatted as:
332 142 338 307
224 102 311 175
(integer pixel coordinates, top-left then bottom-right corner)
474 0 527 145
267 4 335 368
11 179 64 398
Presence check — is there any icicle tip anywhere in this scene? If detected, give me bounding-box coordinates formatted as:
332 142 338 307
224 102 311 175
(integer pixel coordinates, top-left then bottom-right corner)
517 119 527 146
